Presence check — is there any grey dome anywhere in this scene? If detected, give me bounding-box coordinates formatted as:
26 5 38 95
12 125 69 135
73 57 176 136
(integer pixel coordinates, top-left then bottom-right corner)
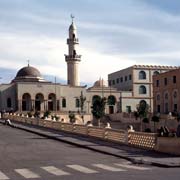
12 65 46 83
16 66 41 78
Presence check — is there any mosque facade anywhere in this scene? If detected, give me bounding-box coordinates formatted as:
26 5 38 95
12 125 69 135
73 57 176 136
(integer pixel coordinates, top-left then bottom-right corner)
0 19 120 116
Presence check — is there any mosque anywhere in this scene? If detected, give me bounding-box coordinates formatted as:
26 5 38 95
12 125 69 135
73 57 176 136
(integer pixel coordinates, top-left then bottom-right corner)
0 18 120 116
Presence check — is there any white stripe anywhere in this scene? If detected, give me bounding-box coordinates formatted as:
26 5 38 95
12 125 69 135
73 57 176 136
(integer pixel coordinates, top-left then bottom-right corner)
15 169 40 179
67 165 98 174
41 166 70 176
115 163 151 170
93 164 126 172
0 171 9 180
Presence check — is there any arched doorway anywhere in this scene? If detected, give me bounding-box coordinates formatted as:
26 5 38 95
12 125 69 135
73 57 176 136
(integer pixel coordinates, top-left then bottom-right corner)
108 95 116 114
92 95 101 104
48 93 56 111
35 93 44 111
22 93 31 111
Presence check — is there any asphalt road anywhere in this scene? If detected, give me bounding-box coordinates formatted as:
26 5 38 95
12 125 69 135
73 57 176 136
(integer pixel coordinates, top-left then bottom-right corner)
0 123 179 180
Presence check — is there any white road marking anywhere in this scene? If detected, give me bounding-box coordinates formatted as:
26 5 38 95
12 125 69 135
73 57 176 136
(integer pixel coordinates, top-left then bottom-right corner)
41 166 70 176
67 165 98 174
0 171 9 180
115 163 151 170
15 169 40 179
93 164 126 172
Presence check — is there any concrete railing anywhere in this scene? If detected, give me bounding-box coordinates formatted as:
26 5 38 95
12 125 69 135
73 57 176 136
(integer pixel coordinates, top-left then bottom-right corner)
3 114 157 151
128 132 157 150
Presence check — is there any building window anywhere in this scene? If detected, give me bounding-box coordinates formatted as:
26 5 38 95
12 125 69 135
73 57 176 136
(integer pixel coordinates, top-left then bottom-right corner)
108 80 111 86
112 80 115 85
62 98 66 108
165 93 168 100
157 105 160 113
173 76 176 84
156 80 159 87
129 74 132 80
157 94 160 101
139 71 146 80
139 85 147 94
154 71 159 75
174 104 177 112
76 98 80 108
173 91 177 99
116 78 119 84
165 103 168 114
125 76 127 81
120 77 123 82
7 98 12 108
164 78 167 85
126 106 131 113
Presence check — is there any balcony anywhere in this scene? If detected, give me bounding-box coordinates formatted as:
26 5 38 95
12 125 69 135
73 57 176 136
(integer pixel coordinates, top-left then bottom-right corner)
65 55 81 62
67 38 79 44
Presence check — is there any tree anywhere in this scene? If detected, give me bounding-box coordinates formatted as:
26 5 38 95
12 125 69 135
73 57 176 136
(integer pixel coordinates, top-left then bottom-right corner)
151 115 160 132
79 91 86 123
136 100 149 131
91 97 106 126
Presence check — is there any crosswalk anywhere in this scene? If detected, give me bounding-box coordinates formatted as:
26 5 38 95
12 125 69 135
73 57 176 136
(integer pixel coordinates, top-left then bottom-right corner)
0 162 152 179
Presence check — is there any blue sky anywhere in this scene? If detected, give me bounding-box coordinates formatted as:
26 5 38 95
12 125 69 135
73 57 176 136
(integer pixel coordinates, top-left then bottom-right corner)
0 0 180 85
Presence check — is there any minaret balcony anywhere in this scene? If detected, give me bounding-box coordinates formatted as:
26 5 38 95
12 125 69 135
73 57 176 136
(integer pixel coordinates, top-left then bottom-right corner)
67 38 79 44
65 55 81 61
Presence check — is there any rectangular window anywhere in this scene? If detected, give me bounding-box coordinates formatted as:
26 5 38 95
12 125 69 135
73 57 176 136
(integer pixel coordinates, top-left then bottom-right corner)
129 74 132 80
174 104 177 112
112 80 115 85
125 76 127 81
164 78 167 86
156 80 159 87
120 77 123 82
126 106 131 113
173 76 176 84
157 105 160 113
116 78 119 84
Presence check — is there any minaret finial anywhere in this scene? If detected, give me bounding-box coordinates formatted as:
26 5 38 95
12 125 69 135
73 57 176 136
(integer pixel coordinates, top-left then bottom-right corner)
71 14 75 23
27 59 30 67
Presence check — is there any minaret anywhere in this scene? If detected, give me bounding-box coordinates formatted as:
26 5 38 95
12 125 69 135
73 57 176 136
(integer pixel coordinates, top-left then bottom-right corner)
65 15 81 86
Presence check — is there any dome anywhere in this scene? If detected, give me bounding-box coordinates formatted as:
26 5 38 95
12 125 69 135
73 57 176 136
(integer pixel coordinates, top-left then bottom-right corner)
16 66 41 78
12 65 46 83
93 78 107 87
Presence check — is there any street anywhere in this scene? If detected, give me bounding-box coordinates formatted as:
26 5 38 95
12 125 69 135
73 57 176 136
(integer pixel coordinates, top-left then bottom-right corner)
0 123 179 180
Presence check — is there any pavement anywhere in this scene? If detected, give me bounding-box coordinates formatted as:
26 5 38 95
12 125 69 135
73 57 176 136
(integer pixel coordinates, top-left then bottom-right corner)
0 119 180 168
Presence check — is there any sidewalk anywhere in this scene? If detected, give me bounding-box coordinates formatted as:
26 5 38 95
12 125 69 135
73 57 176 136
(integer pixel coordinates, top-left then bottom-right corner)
1 119 180 167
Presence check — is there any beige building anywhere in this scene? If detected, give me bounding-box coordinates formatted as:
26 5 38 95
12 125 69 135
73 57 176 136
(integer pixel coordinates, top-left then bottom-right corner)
0 19 120 117
153 68 180 114
108 65 177 112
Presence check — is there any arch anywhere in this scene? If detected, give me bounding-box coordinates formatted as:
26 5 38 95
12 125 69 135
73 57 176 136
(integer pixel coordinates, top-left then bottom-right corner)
164 92 169 100
48 93 56 111
173 90 178 99
76 98 80 108
139 100 147 112
7 98 12 108
139 85 147 94
35 93 44 111
157 94 160 101
62 98 66 108
108 95 116 105
139 71 146 80
92 95 101 104
22 93 31 111
108 95 116 114
153 71 159 75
